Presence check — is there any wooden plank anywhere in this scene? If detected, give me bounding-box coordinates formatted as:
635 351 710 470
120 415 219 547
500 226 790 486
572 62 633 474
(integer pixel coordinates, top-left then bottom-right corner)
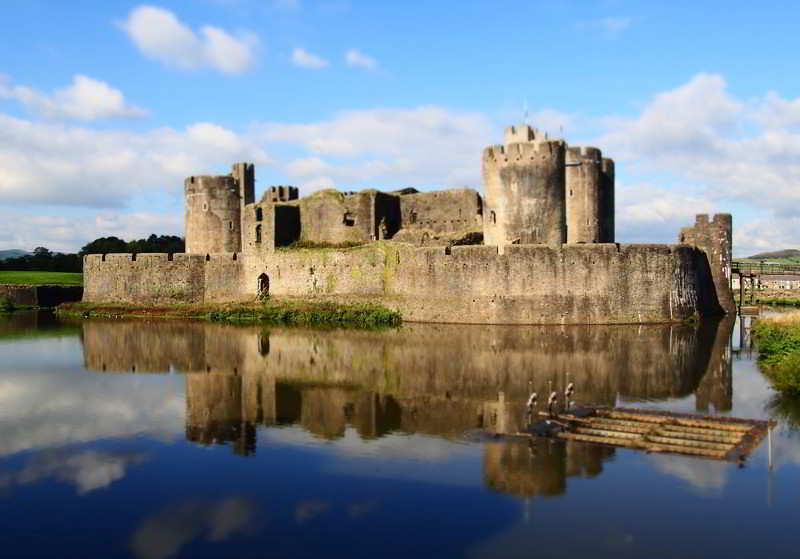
574 427 734 451
557 432 729 459
599 410 752 432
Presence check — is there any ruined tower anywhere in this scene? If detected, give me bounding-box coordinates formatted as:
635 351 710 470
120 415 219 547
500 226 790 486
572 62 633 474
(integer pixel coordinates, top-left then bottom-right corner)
482 124 567 247
679 214 735 314
599 158 615 242
185 163 255 254
565 146 603 243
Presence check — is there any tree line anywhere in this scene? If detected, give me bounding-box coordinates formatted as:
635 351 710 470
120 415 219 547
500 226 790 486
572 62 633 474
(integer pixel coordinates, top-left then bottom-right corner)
0 235 185 272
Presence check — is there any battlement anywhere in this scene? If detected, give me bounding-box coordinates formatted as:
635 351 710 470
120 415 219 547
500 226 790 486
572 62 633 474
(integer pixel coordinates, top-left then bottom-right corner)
184 175 237 196
84 252 240 265
504 123 547 145
264 185 299 203
483 139 565 164
566 146 602 161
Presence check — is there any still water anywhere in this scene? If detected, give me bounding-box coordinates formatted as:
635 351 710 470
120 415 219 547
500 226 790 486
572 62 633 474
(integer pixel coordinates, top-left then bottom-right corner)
0 311 798 558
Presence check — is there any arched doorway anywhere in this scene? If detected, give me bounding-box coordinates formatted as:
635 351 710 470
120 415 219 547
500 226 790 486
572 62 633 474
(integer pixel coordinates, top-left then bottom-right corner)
258 273 269 299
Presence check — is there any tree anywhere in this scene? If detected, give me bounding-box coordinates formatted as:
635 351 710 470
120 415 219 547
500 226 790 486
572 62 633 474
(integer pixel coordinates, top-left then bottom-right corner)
79 236 128 255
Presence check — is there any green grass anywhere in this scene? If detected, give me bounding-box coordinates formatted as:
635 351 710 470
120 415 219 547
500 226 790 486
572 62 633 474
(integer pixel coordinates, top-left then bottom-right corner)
0 271 83 285
58 299 402 329
753 313 800 395
756 298 800 307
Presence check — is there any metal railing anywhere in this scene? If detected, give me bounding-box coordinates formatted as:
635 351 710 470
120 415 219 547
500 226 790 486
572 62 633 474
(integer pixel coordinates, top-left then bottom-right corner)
732 261 800 275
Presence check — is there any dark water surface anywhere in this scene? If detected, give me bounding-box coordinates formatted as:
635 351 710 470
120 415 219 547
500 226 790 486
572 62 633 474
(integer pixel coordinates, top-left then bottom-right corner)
1 311 798 558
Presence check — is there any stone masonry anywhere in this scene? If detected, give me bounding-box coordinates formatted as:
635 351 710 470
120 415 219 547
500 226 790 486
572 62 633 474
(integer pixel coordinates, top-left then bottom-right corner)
82 123 734 325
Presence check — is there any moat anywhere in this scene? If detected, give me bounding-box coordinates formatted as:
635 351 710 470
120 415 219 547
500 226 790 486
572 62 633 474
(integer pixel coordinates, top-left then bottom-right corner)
1 311 798 558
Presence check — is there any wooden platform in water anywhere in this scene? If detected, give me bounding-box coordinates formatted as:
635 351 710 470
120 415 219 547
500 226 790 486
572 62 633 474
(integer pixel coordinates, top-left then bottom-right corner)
519 407 774 462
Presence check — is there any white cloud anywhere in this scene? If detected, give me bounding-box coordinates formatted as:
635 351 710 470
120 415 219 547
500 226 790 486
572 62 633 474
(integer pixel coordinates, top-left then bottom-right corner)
1 450 148 495
0 346 185 457
596 73 800 223
345 49 377 69
258 105 493 193
119 5 260 74
0 211 183 253
0 113 270 209
291 47 328 69
131 498 256 559
0 74 146 121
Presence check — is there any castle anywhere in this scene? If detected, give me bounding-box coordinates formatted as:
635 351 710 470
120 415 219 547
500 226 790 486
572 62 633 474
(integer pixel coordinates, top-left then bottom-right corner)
83 124 734 324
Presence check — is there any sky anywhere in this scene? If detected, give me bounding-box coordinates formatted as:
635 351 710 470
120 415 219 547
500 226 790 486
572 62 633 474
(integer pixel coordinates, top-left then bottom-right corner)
1 0 799 256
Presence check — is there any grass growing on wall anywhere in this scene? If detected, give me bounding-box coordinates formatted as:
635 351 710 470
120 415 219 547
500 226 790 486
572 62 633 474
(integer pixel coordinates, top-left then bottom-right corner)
753 311 800 395
58 299 402 329
0 271 83 285
280 240 366 250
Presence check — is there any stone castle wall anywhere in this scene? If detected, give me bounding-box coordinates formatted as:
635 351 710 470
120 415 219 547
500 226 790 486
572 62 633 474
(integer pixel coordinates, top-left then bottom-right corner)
397 189 483 234
83 239 723 324
679 213 735 314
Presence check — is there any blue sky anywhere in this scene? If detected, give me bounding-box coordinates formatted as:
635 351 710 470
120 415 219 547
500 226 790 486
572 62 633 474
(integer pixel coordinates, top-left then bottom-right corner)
1 0 799 255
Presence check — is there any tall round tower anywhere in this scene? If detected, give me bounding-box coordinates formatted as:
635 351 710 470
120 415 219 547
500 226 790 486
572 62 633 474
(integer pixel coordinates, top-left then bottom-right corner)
483 125 566 246
599 158 615 242
565 146 603 243
185 175 242 254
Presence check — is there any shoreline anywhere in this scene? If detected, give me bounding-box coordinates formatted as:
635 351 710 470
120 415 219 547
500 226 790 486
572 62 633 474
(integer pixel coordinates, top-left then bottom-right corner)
56 300 402 329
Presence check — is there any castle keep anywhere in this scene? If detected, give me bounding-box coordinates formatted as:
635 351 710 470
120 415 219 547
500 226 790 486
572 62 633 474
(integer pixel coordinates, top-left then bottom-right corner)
83 124 733 324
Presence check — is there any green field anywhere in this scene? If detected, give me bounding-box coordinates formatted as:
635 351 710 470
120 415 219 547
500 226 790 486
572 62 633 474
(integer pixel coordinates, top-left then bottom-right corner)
0 271 83 285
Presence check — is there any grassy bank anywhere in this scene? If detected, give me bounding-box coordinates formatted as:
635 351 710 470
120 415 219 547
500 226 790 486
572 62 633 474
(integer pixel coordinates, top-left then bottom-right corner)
756 297 800 307
0 271 83 285
753 311 800 395
57 299 401 329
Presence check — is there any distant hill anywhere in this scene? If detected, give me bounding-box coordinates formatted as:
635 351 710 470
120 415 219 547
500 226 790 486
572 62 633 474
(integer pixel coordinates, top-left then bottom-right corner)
0 249 28 260
747 249 800 260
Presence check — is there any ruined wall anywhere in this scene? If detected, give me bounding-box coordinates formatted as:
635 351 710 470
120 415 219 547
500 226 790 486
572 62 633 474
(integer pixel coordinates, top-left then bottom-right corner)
566 146 603 243
298 190 376 244
185 175 242 254
397 189 483 234
483 135 567 247
599 158 615 242
373 191 401 239
82 253 207 304
679 213 735 314
0 284 83 307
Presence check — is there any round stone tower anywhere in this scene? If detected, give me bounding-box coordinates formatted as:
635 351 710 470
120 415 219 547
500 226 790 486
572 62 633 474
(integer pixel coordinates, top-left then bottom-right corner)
483 124 566 246
565 146 603 243
599 158 615 242
185 174 242 254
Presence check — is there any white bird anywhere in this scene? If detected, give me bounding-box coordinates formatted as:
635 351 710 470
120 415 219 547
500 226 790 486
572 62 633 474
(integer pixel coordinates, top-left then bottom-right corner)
565 382 575 409
547 389 559 417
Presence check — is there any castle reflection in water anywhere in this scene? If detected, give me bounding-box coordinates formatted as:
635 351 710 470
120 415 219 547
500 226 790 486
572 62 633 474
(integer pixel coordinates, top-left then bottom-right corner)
80 317 734 498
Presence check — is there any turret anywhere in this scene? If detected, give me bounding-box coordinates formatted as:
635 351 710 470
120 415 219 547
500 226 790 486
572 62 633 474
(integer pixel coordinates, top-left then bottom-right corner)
482 124 566 247
566 146 603 243
600 158 615 242
184 162 254 254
